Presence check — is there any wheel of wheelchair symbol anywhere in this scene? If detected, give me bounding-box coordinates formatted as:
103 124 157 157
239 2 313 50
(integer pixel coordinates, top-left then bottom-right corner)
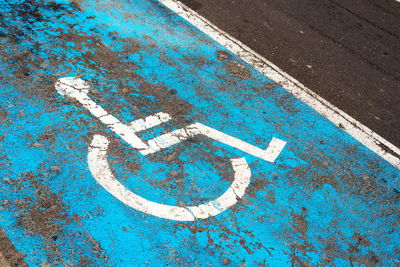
87 134 251 221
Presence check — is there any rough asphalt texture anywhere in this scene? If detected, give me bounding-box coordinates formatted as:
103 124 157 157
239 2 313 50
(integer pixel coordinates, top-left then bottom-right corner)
181 0 400 147
0 228 26 267
0 0 399 266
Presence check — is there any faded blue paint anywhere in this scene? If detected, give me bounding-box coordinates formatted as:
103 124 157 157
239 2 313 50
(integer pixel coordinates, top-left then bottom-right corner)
0 0 399 266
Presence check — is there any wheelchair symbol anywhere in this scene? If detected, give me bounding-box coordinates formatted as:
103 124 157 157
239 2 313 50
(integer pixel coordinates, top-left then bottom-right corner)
55 77 286 221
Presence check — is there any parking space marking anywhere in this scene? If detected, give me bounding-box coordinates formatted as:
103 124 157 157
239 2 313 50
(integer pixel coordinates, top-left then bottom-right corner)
56 77 286 220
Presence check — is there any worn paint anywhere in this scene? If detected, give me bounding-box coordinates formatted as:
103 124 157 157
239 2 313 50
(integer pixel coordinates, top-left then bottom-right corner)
0 0 399 266
88 134 252 221
160 0 400 169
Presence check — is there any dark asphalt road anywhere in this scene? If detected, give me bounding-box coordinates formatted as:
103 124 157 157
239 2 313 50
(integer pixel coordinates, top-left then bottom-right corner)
181 0 400 147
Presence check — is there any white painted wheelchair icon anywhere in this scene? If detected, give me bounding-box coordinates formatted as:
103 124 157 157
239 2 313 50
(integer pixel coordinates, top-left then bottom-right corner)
55 77 286 221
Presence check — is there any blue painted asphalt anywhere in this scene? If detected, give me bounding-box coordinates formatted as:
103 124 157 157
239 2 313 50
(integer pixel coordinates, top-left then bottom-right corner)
0 0 399 265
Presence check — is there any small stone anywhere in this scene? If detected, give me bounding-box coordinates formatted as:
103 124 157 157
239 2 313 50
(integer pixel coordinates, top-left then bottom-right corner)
223 258 231 265
165 152 177 162
32 142 44 147
3 178 12 184
18 110 26 117
217 50 230 61
175 179 184 184
50 166 61 171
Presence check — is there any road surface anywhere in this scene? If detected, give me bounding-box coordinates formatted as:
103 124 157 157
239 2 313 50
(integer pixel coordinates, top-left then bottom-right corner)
0 0 399 266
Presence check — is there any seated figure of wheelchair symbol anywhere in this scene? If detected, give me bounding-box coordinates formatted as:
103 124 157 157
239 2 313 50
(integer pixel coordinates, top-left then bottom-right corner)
55 77 286 221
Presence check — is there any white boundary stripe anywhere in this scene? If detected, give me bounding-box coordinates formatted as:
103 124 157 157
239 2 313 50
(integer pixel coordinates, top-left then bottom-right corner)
158 0 400 169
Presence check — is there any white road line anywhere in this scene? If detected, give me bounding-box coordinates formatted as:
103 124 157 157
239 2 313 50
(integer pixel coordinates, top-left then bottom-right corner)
158 0 400 169
195 123 287 162
88 134 252 221
141 124 200 155
140 122 286 162
128 112 171 132
55 77 148 150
